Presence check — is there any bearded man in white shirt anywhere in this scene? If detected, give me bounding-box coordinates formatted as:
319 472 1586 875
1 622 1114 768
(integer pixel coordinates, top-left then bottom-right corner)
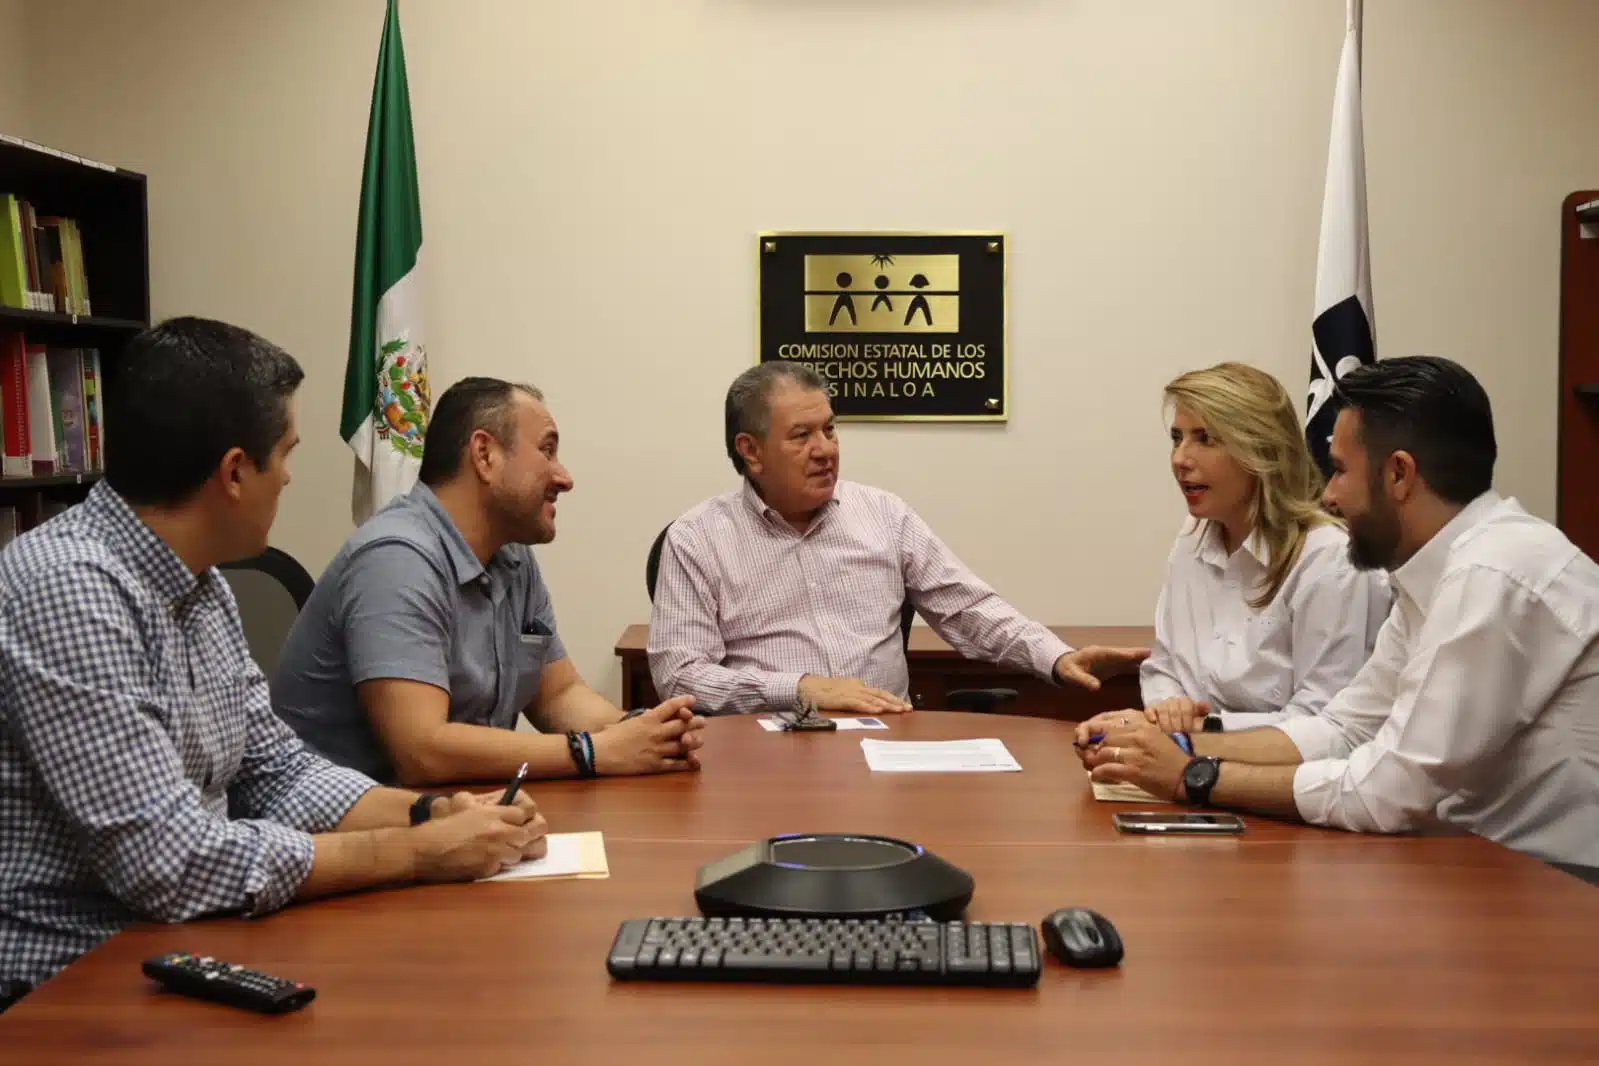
648 361 1149 716
1077 356 1599 873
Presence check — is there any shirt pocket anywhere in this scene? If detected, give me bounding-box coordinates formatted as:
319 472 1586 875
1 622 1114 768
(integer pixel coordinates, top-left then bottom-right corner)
509 633 553 725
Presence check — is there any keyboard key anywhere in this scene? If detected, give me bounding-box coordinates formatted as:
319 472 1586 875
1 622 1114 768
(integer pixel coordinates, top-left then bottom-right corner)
1009 926 1037 971
726 952 829 971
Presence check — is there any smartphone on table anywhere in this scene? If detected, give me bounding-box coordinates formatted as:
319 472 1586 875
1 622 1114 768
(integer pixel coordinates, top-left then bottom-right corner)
1112 811 1245 835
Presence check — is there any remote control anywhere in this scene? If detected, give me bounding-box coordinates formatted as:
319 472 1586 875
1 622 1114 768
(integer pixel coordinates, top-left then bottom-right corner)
140 952 316 1014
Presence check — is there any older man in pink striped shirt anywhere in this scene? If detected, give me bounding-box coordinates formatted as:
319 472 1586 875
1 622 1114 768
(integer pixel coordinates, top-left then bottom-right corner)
647 363 1149 716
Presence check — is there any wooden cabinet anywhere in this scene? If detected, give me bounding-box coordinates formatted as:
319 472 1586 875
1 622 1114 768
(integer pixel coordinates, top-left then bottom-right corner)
1559 193 1599 559
614 623 1153 722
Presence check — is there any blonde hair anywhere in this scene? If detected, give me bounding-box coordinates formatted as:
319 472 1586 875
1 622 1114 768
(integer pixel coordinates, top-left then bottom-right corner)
1163 362 1337 609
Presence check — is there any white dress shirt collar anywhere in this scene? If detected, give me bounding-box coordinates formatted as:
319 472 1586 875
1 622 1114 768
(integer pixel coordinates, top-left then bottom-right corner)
1194 521 1273 572
1391 490 1504 608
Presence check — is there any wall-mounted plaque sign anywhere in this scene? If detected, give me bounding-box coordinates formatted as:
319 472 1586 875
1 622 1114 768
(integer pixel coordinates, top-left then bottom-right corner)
758 232 1007 421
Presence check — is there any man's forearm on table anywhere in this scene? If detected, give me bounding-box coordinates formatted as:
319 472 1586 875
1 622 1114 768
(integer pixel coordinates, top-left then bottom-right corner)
392 723 579 785
298 826 421 902
1209 762 1305 822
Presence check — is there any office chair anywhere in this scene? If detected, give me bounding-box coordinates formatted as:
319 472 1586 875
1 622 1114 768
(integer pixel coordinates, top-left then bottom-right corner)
899 601 1018 714
646 522 672 602
218 547 314 679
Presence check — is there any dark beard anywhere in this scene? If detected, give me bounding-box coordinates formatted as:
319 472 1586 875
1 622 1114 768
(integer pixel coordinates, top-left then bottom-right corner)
1346 499 1401 571
492 487 555 546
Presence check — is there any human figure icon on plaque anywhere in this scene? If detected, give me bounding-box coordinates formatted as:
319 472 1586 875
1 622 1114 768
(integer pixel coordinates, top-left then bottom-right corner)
870 274 893 313
829 272 858 326
905 273 933 326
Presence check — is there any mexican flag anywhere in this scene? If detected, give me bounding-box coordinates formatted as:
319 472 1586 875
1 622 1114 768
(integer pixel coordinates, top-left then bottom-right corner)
342 0 430 525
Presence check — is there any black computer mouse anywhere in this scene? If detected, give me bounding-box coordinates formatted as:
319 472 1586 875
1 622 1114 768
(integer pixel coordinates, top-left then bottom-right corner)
1040 908 1124 968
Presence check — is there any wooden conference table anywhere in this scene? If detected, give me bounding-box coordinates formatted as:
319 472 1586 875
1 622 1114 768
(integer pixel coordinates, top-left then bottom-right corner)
4 713 1597 1065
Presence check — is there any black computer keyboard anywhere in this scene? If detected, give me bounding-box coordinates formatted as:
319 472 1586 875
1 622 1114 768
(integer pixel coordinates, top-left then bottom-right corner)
606 915 1041 987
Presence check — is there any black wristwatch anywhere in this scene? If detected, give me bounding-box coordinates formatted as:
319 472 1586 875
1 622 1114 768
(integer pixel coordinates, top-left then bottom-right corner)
1182 756 1222 808
409 792 447 826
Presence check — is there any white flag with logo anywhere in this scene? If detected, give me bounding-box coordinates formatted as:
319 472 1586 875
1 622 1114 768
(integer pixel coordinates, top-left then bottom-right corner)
1305 0 1376 475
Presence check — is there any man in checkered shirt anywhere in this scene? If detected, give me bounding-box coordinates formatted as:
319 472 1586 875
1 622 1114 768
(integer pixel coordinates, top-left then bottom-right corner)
648 362 1150 716
0 318 548 1013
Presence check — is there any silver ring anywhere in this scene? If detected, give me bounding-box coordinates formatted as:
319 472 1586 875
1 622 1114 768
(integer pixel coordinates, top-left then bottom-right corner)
1111 747 1121 762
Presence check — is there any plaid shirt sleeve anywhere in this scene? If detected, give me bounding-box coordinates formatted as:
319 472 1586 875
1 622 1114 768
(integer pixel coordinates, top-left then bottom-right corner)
0 561 320 922
227 662 376 831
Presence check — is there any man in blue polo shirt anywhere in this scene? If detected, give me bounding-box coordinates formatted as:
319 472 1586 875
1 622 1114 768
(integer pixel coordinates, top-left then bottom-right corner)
272 377 705 786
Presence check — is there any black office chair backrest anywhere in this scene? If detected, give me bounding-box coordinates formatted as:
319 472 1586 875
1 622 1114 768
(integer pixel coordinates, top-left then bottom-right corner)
218 547 314 678
646 522 672 602
899 599 917 649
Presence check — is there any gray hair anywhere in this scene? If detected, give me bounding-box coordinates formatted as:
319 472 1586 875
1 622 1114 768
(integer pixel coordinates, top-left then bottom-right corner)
723 361 829 475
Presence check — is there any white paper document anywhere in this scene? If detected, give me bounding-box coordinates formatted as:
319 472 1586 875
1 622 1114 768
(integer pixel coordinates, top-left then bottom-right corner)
860 738 1021 773
478 831 609 882
758 716 890 732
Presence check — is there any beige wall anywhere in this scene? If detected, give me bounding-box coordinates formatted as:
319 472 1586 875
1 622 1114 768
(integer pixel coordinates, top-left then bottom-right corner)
16 0 1599 700
0 0 29 137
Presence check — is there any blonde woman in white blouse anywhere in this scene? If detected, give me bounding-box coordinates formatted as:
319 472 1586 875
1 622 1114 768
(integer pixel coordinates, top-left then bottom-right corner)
1140 363 1391 733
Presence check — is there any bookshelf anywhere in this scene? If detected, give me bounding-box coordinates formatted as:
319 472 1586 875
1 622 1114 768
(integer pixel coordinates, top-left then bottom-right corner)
0 134 149 540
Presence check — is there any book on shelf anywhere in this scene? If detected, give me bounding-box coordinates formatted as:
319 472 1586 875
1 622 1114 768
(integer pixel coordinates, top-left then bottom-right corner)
0 332 29 476
0 192 92 315
25 342 54 474
0 331 103 477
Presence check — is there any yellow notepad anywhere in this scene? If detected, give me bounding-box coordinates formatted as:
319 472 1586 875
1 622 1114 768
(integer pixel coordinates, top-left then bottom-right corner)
479 831 610 882
1090 780 1169 804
